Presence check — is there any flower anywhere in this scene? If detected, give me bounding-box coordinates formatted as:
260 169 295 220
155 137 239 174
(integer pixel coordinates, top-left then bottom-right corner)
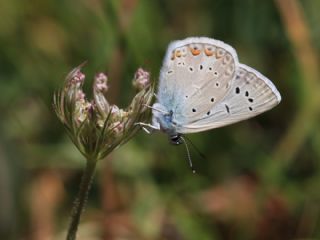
53 64 154 161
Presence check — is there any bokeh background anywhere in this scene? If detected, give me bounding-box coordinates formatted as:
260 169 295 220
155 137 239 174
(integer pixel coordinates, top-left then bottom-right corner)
1 0 320 239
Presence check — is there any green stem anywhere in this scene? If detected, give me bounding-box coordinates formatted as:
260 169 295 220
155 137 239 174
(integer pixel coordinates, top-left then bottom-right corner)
66 160 97 240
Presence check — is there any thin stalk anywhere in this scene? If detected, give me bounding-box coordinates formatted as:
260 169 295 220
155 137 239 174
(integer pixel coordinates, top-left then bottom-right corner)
66 159 97 240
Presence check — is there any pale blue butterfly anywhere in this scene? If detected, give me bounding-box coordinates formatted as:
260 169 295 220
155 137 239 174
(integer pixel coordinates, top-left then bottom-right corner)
139 37 281 147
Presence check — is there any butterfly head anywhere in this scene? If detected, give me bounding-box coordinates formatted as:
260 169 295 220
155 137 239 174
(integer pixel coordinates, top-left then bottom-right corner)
169 134 183 145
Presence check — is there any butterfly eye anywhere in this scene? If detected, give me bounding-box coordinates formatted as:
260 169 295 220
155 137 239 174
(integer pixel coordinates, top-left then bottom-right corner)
170 135 182 145
192 108 197 113
210 98 215 102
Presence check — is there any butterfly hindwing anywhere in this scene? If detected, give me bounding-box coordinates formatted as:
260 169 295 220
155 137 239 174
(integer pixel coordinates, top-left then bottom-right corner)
176 63 281 133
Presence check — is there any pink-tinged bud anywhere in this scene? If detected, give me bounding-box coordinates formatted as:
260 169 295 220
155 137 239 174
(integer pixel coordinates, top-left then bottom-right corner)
110 105 120 115
76 90 86 101
63 65 87 106
110 105 121 121
75 100 92 123
110 121 124 135
132 68 150 90
110 105 128 121
72 71 85 85
66 66 86 89
94 73 108 92
93 72 110 118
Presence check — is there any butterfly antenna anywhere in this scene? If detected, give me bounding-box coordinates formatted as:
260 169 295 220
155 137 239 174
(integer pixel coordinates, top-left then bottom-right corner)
180 136 196 173
184 136 206 161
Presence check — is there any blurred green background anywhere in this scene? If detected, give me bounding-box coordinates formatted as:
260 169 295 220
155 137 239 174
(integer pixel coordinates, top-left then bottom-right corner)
1 0 320 239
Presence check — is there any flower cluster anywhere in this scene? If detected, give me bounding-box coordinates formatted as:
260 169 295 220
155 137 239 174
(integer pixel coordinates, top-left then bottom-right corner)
53 64 154 161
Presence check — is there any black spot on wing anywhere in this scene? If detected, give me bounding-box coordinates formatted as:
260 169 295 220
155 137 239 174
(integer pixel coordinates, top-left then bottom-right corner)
225 104 230 113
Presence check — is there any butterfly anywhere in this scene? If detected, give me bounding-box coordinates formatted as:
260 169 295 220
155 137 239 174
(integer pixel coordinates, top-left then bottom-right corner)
139 37 281 145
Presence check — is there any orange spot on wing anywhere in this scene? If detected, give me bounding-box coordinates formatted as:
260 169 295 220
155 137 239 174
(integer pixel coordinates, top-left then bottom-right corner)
190 47 201 56
175 50 182 57
204 48 214 56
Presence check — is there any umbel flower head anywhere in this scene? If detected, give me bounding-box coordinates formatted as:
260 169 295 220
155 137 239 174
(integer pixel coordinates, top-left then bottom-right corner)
53 63 154 161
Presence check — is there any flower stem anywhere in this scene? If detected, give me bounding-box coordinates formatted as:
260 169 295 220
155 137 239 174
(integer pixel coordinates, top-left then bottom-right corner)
66 160 97 240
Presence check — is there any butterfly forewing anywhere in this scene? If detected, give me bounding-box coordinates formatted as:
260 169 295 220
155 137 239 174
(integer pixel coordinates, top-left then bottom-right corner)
177 63 281 133
158 37 238 123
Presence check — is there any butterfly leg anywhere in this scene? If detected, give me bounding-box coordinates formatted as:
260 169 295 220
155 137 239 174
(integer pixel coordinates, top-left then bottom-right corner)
142 126 151 134
135 122 160 134
142 104 169 114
